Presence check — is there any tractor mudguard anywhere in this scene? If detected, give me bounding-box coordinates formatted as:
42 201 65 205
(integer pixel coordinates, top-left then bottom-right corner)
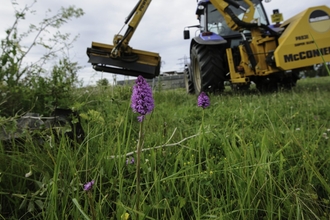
193 33 227 45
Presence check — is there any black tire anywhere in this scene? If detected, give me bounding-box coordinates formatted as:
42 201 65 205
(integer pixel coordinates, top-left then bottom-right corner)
184 65 195 94
279 70 300 90
256 80 278 93
190 44 226 94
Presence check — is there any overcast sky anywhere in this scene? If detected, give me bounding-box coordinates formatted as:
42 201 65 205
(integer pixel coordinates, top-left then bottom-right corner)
0 0 329 85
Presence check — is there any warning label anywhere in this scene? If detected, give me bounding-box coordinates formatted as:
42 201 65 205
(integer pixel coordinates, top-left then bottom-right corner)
271 13 283 23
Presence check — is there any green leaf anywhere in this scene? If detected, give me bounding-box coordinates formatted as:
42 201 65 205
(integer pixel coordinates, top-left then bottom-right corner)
178 196 186 208
1 55 8 66
72 198 91 220
19 196 28 210
28 200 35 212
35 200 44 210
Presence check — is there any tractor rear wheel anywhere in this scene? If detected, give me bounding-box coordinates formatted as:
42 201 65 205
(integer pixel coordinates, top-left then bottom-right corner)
184 65 195 94
190 44 226 94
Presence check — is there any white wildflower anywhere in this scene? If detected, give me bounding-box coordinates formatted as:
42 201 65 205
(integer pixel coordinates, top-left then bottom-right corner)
25 170 33 178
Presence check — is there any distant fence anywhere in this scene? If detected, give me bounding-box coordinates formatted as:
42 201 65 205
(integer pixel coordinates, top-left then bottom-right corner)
117 75 185 90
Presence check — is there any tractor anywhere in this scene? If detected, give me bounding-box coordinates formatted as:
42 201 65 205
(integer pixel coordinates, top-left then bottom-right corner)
87 0 330 94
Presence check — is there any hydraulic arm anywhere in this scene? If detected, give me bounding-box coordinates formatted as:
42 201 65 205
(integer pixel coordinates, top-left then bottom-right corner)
86 0 161 79
185 0 330 94
210 0 281 83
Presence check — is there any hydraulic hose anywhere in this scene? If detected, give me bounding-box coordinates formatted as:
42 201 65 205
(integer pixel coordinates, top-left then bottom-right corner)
125 0 141 24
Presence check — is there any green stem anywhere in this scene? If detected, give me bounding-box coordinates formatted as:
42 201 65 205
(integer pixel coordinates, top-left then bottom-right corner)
88 191 96 220
199 110 205 173
197 109 205 219
136 120 144 219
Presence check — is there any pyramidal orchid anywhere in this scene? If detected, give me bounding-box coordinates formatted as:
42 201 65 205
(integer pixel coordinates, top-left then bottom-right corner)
197 92 210 201
83 180 96 219
130 75 155 217
131 75 154 122
83 180 95 191
197 92 210 109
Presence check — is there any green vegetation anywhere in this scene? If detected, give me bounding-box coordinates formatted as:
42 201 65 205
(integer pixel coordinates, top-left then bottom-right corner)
0 1 84 116
1 77 330 219
1 1 330 219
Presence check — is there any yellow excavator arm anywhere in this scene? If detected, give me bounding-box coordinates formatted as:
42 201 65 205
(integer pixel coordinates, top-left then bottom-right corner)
111 0 152 58
210 0 330 73
209 0 255 31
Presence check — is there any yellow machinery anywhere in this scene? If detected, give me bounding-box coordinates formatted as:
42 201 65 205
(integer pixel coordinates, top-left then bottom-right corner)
275 6 330 70
87 0 330 93
183 0 330 93
86 0 161 79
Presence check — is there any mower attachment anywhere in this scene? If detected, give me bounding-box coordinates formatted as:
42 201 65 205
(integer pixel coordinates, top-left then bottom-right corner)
87 42 161 79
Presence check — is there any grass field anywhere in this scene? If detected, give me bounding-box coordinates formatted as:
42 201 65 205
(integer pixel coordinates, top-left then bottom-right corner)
1 77 330 219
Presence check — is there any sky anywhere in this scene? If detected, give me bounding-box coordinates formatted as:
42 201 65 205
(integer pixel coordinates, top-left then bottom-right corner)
0 0 329 85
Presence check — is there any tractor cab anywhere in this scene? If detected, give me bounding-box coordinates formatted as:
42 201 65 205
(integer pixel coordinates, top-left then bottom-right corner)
195 0 270 45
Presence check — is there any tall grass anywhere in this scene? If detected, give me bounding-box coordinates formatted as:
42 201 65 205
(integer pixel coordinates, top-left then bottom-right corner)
1 77 330 219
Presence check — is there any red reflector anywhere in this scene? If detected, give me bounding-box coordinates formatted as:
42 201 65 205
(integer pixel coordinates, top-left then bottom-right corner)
202 32 213 36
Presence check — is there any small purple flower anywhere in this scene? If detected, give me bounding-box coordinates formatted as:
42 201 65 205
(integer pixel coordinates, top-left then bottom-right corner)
197 92 210 109
83 180 95 191
126 157 135 165
131 75 154 122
